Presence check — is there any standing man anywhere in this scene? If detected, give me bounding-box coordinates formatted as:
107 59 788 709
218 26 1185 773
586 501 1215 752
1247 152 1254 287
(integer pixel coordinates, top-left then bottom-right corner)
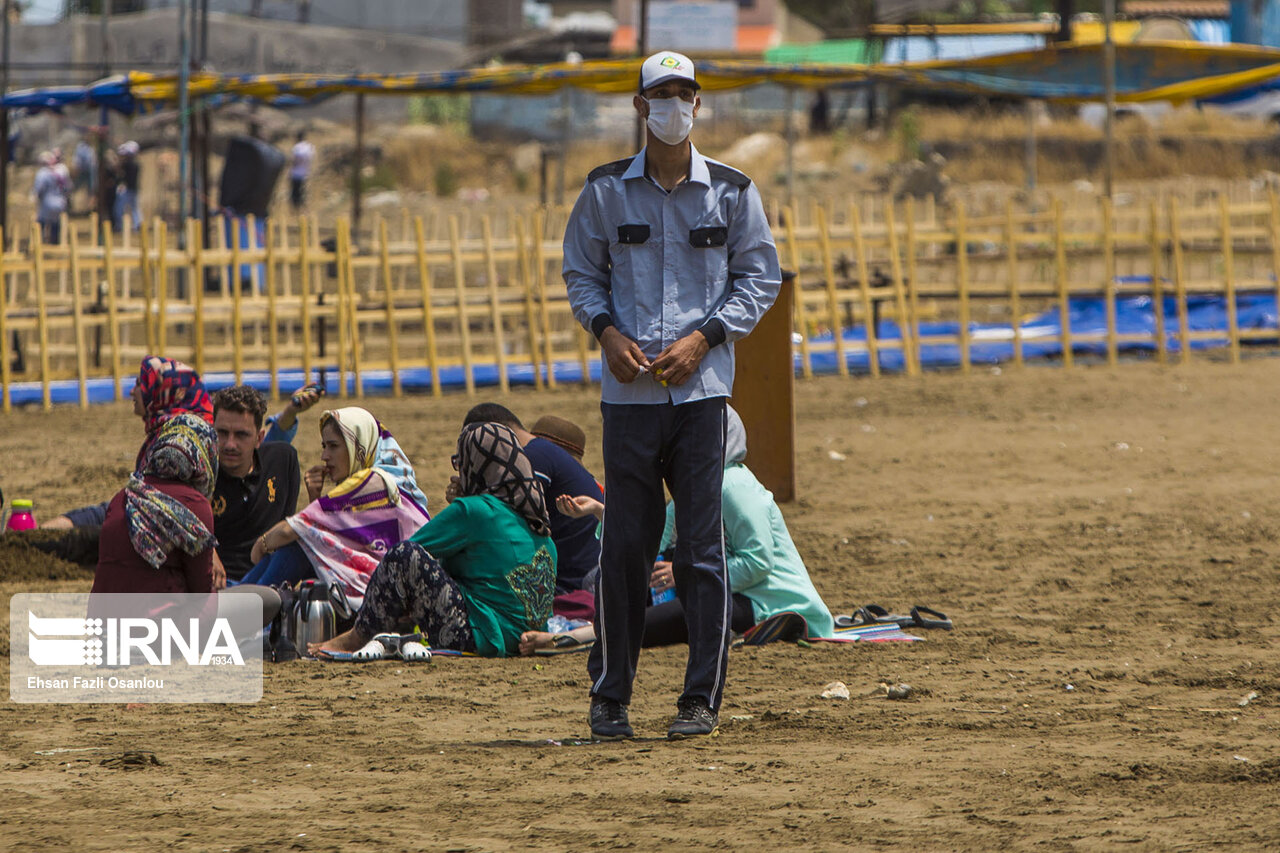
114 141 142 233
289 131 315 212
562 51 781 740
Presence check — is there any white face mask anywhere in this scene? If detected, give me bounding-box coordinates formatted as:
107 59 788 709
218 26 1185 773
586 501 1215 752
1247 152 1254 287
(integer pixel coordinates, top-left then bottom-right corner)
644 96 695 145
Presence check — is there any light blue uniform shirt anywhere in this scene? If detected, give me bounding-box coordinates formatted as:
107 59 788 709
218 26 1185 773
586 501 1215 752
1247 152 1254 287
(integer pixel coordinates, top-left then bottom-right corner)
562 144 782 405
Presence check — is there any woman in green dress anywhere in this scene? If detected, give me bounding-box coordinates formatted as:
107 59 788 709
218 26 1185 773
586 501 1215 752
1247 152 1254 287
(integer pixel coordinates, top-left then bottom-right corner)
314 422 557 658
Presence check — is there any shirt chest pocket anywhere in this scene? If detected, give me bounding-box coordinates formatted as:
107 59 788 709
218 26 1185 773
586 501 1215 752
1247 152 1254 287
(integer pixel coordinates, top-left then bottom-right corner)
607 224 652 335
689 226 729 299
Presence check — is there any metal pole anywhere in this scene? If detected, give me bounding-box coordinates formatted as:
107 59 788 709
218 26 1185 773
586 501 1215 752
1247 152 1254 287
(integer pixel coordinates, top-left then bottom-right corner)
188 0 199 222
351 93 365 239
199 0 210 241
785 87 795 207
633 0 648 152
96 0 110 229
1 0 11 237
178 0 190 237
1103 0 1116 199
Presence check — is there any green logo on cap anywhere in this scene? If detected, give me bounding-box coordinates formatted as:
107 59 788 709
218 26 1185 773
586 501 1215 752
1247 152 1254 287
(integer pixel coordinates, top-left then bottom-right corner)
661 56 681 69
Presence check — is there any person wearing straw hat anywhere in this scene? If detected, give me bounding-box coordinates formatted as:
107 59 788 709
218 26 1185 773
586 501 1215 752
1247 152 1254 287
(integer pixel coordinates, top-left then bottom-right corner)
562 50 782 740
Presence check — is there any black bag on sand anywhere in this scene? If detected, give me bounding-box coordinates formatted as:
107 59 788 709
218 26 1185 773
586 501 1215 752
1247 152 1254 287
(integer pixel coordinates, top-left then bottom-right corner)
264 583 300 663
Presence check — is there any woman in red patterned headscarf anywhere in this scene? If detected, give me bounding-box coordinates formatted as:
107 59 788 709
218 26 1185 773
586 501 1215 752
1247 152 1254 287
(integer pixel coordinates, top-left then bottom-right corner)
46 355 214 531
129 355 214 469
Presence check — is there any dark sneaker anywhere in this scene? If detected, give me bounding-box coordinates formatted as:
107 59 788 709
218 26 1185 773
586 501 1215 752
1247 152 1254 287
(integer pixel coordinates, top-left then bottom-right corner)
667 697 719 740
589 696 634 740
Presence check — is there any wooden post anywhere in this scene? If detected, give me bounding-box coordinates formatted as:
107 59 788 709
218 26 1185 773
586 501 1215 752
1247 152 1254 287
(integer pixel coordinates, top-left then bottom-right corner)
31 225 51 410
0 226 9 412
782 206 812 378
334 218 349 398
532 210 557 389
1005 200 1023 367
1169 198 1190 364
814 206 848 376
731 272 796 502
904 197 922 373
343 220 364 398
449 215 476 395
246 213 261 297
1149 201 1167 364
481 215 510 393
849 202 880 377
884 199 915 375
190 218 206 375
1054 199 1073 368
1101 197 1118 367
378 219 402 396
1268 190 1280 352
103 221 121 402
1220 195 1240 365
156 221 169 356
137 220 157 355
412 215 442 398
68 227 90 408
515 216 544 391
955 202 972 374
266 219 280 399
299 216 313 381
230 218 243 384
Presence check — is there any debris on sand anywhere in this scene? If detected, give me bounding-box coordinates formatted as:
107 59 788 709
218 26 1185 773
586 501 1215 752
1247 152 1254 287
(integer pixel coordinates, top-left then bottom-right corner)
820 681 850 700
100 751 163 770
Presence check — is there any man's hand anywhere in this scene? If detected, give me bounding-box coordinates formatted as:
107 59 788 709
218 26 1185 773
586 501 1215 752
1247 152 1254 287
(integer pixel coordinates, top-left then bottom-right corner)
304 464 326 503
274 384 325 432
210 552 227 591
650 561 675 593
651 331 710 386
599 326 651 383
445 475 461 505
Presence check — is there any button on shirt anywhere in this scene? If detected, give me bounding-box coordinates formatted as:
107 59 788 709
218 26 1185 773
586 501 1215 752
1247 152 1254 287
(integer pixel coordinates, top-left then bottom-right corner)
562 144 782 405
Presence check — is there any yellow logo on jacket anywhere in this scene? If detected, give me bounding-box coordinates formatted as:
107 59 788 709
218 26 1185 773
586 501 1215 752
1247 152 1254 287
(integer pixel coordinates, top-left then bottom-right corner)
267 477 277 503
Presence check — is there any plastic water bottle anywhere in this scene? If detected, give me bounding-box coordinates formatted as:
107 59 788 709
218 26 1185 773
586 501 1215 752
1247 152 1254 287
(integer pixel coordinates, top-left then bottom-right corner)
651 586 676 606
6 499 37 532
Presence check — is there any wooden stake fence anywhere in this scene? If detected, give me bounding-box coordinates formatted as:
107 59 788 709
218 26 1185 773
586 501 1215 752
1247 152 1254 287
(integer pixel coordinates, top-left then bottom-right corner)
2 195 1279 411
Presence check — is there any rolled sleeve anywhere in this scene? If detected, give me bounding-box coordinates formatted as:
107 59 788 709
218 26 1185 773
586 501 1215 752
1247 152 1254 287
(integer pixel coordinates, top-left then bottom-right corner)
262 414 298 445
709 181 781 344
562 183 615 336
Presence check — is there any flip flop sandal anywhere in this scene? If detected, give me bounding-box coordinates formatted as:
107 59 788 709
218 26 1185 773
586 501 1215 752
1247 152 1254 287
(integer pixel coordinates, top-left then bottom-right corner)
911 606 954 631
862 604 917 630
398 634 432 662
534 633 595 656
352 634 398 661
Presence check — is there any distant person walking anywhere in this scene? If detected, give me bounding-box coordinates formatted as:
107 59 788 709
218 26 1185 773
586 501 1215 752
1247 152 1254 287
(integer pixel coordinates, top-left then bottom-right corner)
114 141 142 232
73 138 97 213
33 151 69 245
562 51 782 741
289 131 315 212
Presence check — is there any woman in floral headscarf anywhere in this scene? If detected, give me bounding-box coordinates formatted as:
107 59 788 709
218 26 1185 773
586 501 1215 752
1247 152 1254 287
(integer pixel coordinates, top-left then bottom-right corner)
237 407 429 608
312 422 556 660
92 414 219 594
48 355 214 530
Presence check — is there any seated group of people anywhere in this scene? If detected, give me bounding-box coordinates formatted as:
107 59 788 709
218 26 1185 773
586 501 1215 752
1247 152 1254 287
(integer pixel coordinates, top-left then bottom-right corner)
79 355 834 660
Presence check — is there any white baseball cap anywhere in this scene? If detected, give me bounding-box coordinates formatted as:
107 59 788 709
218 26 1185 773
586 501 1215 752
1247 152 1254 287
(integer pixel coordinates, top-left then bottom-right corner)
639 51 700 94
